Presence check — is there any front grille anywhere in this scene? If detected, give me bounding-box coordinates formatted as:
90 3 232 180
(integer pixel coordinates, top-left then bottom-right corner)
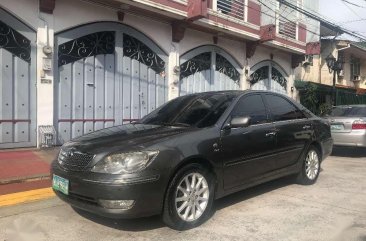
69 192 98 206
58 149 94 171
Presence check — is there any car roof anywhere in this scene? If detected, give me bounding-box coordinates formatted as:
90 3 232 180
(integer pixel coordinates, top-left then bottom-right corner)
181 90 287 97
334 105 366 107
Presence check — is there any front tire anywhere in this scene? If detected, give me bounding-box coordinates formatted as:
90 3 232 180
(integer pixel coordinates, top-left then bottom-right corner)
297 146 321 185
162 163 215 230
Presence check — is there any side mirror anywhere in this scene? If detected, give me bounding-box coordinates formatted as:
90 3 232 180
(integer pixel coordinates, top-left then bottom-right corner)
230 116 251 128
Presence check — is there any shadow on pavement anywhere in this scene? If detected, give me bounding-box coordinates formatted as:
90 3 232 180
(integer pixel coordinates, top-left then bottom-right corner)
73 176 296 231
214 176 294 211
72 207 165 231
331 146 366 158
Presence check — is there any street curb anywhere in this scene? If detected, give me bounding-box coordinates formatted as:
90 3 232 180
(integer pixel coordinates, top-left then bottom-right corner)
0 187 55 207
0 174 51 185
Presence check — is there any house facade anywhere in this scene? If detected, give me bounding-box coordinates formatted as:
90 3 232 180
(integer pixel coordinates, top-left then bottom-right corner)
294 38 366 114
0 0 320 148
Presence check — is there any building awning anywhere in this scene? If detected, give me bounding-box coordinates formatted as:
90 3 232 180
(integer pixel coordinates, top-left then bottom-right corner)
295 80 366 105
294 80 356 93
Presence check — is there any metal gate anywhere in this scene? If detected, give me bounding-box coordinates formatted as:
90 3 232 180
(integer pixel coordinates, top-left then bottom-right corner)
179 46 241 95
250 61 288 95
55 23 168 144
0 9 36 149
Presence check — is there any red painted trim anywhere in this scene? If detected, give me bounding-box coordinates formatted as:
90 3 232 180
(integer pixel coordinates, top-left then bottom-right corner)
298 23 306 43
0 119 31 123
260 24 276 42
123 119 140 122
187 0 208 21
150 0 187 11
39 0 55 14
207 13 260 35
275 36 306 52
306 42 320 55
58 119 115 123
247 0 261 26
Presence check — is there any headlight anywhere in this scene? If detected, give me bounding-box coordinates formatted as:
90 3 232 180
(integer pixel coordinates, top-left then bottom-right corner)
91 151 159 174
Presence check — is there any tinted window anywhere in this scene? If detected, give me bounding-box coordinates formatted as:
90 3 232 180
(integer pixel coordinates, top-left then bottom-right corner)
265 95 305 121
140 93 236 128
231 95 268 125
330 106 366 117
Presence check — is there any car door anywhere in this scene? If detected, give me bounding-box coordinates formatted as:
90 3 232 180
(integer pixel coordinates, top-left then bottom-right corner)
263 94 313 170
221 94 278 190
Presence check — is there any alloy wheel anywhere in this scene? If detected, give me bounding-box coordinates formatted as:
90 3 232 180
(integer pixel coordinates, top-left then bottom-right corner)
175 172 210 222
305 150 319 180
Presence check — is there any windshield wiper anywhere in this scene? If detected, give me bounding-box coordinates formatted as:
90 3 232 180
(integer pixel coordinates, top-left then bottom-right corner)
158 122 191 127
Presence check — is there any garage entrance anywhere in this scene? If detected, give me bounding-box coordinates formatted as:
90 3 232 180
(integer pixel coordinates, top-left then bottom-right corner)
179 46 241 95
250 61 288 95
55 22 168 144
0 8 37 149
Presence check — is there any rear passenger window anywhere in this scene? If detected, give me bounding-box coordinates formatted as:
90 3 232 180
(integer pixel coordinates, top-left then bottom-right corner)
232 95 268 125
265 95 305 121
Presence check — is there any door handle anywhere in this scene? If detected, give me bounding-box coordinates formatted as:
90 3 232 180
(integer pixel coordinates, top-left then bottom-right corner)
265 132 277 137
303 125 311 130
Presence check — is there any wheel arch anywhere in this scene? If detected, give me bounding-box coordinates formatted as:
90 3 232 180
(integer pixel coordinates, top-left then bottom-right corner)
162 155 219 212
310 141 323 162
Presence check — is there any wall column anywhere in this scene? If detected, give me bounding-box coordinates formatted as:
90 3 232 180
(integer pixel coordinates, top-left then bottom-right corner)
168 42 180 100
36 12 55 146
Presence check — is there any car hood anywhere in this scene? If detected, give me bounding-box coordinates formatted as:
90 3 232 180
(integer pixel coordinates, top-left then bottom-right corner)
62 124 191 154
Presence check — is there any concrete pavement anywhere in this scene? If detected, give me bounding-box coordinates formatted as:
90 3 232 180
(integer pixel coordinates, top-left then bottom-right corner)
0 148 365 241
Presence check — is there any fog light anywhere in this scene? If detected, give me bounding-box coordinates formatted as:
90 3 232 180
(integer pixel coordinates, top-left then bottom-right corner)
98 199 135 209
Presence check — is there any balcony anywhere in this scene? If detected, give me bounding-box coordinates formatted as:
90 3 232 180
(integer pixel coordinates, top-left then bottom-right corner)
216 0 245 21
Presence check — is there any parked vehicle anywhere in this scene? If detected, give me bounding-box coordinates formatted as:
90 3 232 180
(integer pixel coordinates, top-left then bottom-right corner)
51 91 333 230
325 105 366 147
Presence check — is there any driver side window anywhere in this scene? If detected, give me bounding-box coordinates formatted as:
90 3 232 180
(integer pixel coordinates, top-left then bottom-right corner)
231 94 268 125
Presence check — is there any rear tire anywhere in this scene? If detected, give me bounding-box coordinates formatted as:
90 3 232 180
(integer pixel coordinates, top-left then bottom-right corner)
297 146 321 185
162 163 215 230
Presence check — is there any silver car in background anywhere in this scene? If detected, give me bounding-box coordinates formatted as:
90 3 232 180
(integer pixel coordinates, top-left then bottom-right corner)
326 105 366 147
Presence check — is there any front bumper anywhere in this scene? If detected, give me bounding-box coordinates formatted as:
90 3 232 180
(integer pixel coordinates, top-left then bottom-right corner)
332 130 366 147
51 161 166 219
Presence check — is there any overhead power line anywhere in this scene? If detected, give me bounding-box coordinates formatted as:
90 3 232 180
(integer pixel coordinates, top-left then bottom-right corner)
341 0 366 8
277 0 366 42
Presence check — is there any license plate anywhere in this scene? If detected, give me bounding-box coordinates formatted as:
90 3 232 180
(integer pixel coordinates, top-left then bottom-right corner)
331 124 344 131
52 174 69 195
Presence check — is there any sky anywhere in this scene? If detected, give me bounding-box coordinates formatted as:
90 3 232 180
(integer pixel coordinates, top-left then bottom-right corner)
319 0 366 40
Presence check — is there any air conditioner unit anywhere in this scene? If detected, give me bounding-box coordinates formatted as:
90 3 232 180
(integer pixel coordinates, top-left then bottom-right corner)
303 55 313 66
338 70 344 78
353 75 361 81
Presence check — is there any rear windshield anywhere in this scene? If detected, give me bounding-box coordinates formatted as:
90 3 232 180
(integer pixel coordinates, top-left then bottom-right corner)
330 106 366 117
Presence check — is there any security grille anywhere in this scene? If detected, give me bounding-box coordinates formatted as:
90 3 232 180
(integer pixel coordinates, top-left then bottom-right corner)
38 125 56 148
58 149 95 171
217 0 245 20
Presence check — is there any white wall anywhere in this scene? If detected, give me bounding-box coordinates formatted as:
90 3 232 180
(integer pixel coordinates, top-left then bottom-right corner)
0 0 297 147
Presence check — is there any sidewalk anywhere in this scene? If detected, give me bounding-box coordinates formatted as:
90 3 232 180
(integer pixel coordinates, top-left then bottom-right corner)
0 147 59 196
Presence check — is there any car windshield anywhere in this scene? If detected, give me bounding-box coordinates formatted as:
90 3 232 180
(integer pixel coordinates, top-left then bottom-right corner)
140 93 237 128
329 106 366 117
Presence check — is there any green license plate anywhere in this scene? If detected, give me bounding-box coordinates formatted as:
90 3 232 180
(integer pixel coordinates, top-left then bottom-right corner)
331 124 344 131
52 174 69 195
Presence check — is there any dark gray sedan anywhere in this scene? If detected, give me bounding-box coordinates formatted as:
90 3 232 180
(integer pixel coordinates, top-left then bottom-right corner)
51 91 333 230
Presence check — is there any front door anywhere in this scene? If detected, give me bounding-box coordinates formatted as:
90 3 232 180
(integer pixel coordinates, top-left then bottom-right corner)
221 94 277 190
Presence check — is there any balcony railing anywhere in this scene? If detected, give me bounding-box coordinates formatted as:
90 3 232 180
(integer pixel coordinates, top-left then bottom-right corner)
278 18 297 40
215 0 245 21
